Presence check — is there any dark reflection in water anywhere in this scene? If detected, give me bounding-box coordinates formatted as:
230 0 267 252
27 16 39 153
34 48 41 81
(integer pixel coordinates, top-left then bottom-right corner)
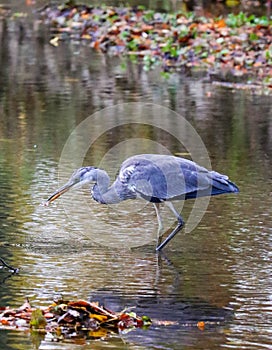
89 288 234 349
0 10 271 350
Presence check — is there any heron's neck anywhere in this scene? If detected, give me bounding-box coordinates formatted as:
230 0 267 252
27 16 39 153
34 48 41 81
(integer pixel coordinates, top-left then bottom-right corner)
92 169 110 194
92 169 120 204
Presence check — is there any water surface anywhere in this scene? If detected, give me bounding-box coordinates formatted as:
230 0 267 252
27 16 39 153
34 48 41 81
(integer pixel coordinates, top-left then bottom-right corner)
0 9 271 350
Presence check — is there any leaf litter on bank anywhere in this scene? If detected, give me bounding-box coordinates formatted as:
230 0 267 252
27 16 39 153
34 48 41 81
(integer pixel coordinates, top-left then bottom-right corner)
0 298 152 342
37 4 272 90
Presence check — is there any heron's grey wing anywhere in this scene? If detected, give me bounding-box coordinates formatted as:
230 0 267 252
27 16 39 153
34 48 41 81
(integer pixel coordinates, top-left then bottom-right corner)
118 154 238 201
161 166 215 200
118 156 212 201
154 157 237 199
118 161 165 201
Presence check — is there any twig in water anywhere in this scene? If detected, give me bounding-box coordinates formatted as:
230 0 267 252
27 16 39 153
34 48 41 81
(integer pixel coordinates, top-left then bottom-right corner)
0 258 19 273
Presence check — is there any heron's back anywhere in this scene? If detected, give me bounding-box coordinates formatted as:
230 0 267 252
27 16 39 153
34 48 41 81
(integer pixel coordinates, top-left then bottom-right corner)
117 154 239 202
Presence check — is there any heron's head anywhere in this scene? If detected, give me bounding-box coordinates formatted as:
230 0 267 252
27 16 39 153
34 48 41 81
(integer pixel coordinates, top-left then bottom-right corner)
44 166 98 206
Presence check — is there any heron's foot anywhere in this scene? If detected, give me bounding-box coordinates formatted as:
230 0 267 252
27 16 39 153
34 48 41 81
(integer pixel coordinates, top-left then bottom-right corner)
156 220 184 251
177 217 185 227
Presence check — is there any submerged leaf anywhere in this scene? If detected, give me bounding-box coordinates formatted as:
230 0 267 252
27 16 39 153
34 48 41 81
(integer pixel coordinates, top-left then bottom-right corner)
30 309 47 329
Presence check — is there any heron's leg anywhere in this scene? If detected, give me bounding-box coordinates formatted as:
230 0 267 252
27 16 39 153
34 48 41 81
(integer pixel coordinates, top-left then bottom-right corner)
153 203 164 246
153 203 163 231
165 202 184 223
156 202 184 251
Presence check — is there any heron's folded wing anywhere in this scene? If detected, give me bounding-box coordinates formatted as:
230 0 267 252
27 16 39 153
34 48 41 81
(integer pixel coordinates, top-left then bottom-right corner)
125 163 212 201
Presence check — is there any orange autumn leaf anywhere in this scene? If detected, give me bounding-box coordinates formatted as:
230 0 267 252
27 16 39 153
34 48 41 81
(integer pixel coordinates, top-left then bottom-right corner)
92 41 100 50
189 23 198 30
1 319 10 325
215 19 226 28
161 23 171 30
253 62 263 67
131 34 141 39
197 321 205 330
89 328 108 338
90 313 108 322
68 300 91 308
81 13 91 20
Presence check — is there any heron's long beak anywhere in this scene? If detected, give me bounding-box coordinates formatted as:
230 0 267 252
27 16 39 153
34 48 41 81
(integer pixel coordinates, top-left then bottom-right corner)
44 180 76 206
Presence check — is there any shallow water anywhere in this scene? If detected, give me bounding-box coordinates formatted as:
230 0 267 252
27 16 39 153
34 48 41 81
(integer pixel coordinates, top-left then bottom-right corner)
0 6 272 350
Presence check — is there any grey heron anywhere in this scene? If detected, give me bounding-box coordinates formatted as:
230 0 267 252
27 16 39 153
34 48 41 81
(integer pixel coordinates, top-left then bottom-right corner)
45 154 239 251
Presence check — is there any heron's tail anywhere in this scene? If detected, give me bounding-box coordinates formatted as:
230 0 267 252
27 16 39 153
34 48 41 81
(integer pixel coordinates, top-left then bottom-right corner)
210 171 239 196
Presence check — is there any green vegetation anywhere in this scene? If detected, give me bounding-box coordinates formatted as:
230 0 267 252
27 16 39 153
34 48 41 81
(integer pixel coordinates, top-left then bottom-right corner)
35 4 271 90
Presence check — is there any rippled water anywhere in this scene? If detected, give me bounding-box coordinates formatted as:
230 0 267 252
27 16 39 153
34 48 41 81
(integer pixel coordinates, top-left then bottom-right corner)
0 6 272 350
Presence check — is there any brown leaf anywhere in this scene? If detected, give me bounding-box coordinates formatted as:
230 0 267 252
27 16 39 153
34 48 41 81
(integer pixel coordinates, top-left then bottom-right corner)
68 300 92 308
17 299 31 311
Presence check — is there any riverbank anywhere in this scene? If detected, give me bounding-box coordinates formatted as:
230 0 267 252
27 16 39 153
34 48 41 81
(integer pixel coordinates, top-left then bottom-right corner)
2 3 272 92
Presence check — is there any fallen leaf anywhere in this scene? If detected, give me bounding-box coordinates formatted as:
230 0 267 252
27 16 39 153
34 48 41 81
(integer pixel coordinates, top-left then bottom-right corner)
197 321 205 330
49 36 59 47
